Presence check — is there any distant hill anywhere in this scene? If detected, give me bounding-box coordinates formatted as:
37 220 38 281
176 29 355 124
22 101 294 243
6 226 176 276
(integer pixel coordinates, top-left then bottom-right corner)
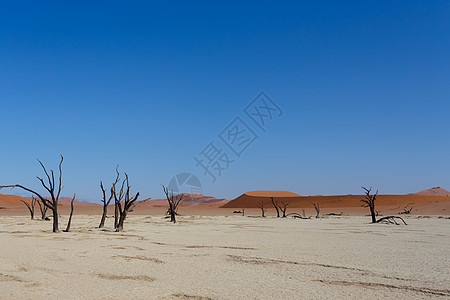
221 191 303 208
57 197 100 206
411 187 450 197
0 194 29 206
221 190 450 209
142 194 230 208
0 194 100 208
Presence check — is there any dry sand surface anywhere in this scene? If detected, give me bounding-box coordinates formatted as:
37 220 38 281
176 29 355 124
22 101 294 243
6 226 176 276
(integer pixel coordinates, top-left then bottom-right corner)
1 214 449 299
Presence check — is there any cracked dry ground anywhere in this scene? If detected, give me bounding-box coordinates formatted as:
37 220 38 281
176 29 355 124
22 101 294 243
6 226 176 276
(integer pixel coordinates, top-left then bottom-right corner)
0 215 449 299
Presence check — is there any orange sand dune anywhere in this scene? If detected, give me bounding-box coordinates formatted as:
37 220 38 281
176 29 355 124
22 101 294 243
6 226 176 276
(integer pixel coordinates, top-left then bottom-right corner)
0 193 229 216
139 194 229 208
222 191 450 215
0 194 30 206
244 191 301 197
0 194 100 207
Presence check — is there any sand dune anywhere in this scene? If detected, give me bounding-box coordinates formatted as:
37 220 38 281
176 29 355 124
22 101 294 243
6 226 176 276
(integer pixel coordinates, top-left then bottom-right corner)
2 187 450 217
222 191 450 215
0 194 30 206
142 194 229 208
0 194 100 207
412 187 450 197
244 191 302 197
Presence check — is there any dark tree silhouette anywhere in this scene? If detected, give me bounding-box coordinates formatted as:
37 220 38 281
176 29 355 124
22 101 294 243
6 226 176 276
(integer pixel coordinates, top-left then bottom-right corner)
36 198 49 220
360 186 407 225
399 204 414 215
162 185 185 223
36 199 48 219
0 156 65 232
313 203 320 218
63 194 75 232
257 201 266 217
99 167 120 228
361 187 377 223
271 197 280 217
278 201 288 218
21 196 36 219
114 173 140 232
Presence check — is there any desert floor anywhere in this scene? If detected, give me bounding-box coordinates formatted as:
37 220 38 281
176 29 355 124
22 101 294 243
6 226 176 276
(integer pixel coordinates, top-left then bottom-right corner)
0 214 449 299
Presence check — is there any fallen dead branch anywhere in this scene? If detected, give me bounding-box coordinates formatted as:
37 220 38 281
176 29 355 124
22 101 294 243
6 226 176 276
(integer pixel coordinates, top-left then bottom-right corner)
376 216 407 225
324 212 343 216
287 213 311 219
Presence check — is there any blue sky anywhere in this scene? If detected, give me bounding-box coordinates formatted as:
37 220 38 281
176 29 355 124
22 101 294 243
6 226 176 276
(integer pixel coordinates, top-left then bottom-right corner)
1 1 449 202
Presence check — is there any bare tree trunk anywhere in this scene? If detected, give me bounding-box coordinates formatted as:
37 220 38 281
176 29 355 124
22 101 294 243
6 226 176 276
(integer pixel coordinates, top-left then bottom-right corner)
169 201 177 223
116 211 127 232
369 204 376 224
21 198 35 220
99 170 119 228
278 202 288 218
162 185 185 224
271 197 280 217
52 206 59 233
361 187 378 224
112 172 141 232
0 155 65 233
99 206 107 228
36 200 48 220
114 201 119 230
313 203 320 218
258 201 266 217
170 209 176 223
64 195 75 232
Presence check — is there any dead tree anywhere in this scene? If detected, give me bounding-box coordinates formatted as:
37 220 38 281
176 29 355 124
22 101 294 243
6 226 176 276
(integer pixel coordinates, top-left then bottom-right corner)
36 199 49 220
278 201 288 218
21 197 36 219
0 155 65 232
399 204 414 215
99 167 120 228
162 185 185 223
313 203 320 218
114 173 140 232
63 194 75 232
271 197 280 217
361 187 378 223
257 201 266 217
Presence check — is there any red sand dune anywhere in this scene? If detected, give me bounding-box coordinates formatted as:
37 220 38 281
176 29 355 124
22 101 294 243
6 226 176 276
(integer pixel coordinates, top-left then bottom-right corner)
0 194 100 207
221 189 450 215
0 194 101 215
245 191 301 197
0 194 30 206
2 187 450 216
139 194 229 208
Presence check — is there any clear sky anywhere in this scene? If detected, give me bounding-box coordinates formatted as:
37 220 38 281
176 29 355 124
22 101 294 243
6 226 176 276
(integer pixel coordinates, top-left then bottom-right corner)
1 1 449 202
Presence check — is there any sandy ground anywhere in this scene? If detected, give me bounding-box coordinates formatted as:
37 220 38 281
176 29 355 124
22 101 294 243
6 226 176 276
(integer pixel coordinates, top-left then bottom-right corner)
0 214 449 299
